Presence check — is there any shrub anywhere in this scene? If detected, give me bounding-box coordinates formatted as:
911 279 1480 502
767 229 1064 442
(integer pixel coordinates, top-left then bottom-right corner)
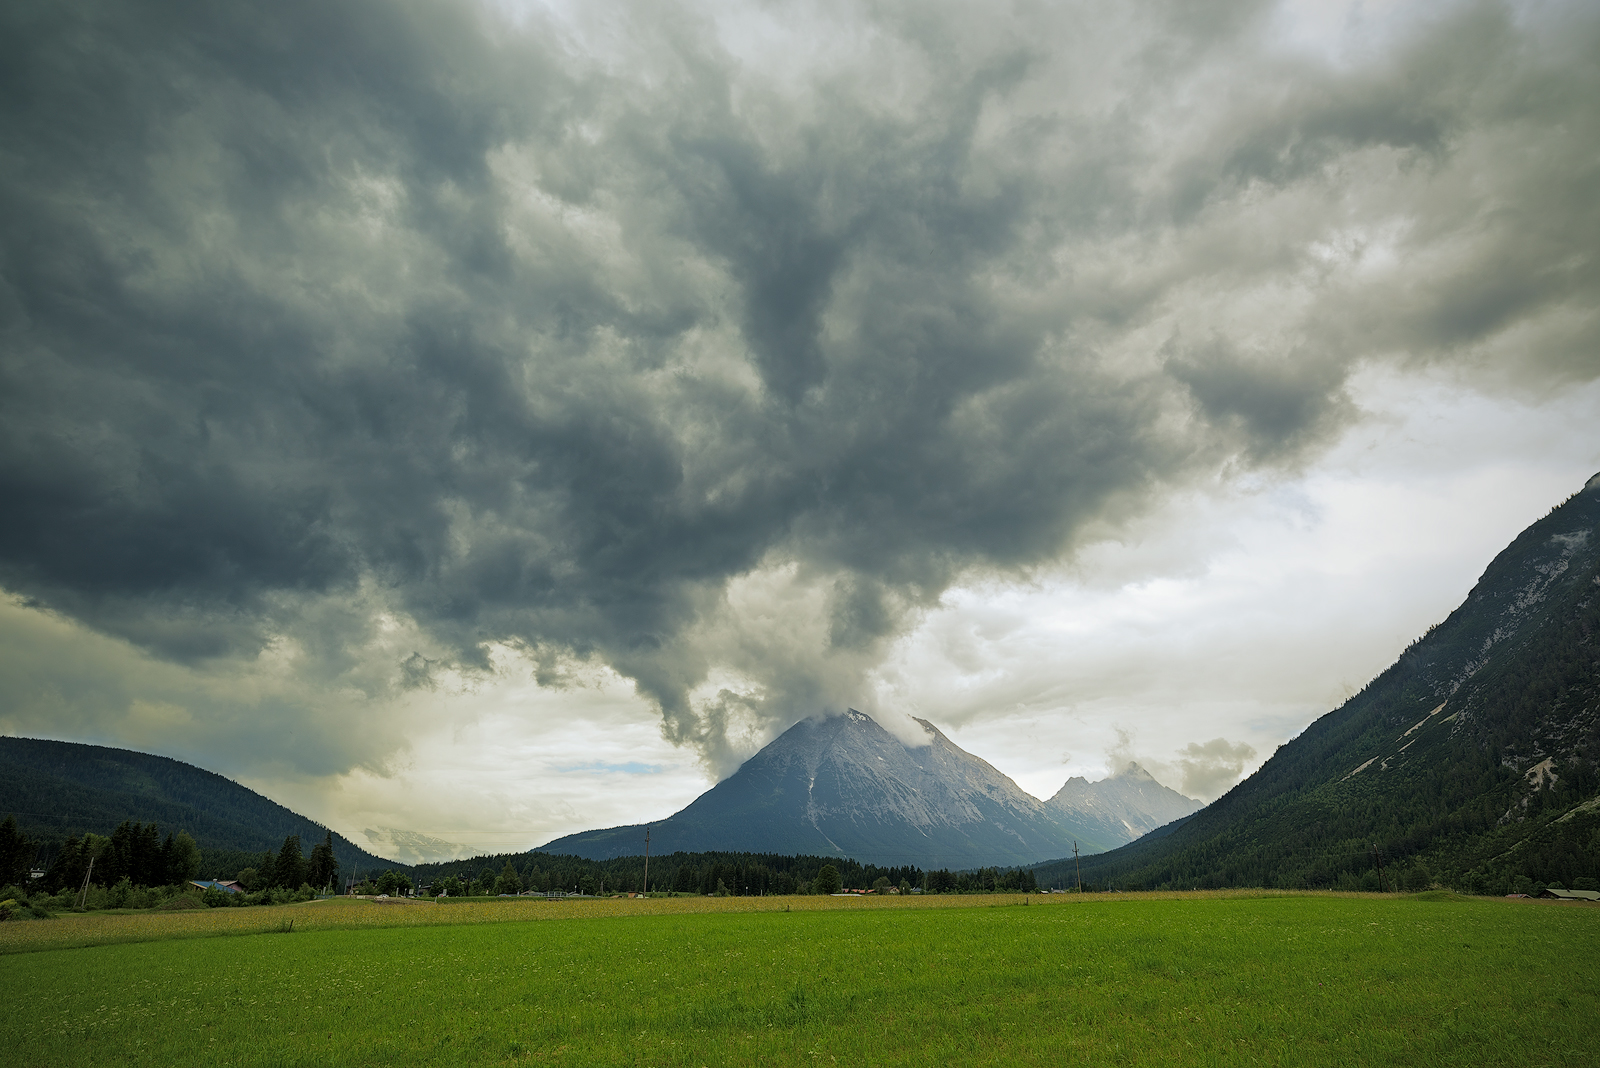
0 896 53 921
35 889 74 911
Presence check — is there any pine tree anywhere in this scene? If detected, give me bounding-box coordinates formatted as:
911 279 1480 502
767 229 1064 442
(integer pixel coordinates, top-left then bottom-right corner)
45 835 84 893
0 816 33 889
494 860 523 895
158 834 178 885
102 821 137 886
134 822 161 886
274 835 306 889
307 831 337 891
170 831 201 884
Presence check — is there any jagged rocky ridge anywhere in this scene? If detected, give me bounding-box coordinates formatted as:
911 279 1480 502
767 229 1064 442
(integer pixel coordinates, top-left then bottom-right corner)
540 710 1198 868
1046 471 1600 893
1046 762 1204 847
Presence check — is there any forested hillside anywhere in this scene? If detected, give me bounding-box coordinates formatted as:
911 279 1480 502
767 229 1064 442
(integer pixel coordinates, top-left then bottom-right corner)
1040 474 1600 894
0 737 397 878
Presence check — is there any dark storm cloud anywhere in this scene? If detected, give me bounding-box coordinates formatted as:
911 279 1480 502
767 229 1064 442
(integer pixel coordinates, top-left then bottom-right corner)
1166 338 1352 460
1 0 1596 772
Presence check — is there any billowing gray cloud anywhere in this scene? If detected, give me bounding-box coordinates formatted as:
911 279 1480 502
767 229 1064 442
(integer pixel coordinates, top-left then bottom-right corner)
1 0 1596 777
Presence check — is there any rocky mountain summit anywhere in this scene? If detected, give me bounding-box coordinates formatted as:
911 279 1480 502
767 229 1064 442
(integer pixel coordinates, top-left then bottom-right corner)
1045 762 1204 847
540 709 1195 868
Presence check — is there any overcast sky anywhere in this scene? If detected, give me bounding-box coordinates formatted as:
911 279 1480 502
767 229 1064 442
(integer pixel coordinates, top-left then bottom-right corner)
2 0 1597 863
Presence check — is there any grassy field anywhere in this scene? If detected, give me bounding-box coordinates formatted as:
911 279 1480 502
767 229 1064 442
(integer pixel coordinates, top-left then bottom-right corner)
2 891 1595 1066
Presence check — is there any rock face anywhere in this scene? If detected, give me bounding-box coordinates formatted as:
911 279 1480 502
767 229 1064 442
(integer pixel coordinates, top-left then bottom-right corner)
1050 470 1600 893
1044 762 1204 848
539 709 1135 867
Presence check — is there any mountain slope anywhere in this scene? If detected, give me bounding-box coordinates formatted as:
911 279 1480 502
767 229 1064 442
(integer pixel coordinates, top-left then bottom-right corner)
540 709 1120 867
1042 472 1600 893
1045 762 1204 847
0 736 400 876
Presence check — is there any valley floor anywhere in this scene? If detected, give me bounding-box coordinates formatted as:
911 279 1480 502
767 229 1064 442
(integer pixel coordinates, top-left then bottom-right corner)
3 892 1596 1066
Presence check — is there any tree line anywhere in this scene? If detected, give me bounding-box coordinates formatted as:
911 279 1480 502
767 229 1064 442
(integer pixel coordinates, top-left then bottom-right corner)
0 815 342 909
231 832 340 894
15 818 204 893
5 813 1047 907
407 849 1037 897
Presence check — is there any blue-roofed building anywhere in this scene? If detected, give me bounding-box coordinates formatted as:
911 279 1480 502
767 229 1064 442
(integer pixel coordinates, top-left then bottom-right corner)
190 879 243 894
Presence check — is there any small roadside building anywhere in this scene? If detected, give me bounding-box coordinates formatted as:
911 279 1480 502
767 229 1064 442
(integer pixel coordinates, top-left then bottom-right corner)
190 880 243 894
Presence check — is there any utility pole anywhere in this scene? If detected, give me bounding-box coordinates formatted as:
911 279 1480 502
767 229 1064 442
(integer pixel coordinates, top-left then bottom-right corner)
77 854 96 909
1372 845 1387 893
643 826 650 897
1073 842 1083 894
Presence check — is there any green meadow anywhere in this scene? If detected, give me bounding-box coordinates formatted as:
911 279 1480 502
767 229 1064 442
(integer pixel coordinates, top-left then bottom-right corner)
3 892 1596 1067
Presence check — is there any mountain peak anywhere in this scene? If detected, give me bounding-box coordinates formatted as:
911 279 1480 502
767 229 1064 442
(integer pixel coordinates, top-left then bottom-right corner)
1044 761 1202 846
540 707 1119 866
